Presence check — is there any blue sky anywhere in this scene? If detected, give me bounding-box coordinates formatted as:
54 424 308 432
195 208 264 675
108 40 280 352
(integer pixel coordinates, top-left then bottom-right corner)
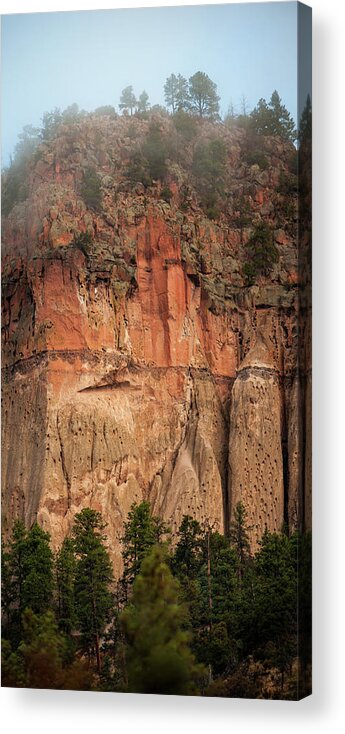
1 2 299 165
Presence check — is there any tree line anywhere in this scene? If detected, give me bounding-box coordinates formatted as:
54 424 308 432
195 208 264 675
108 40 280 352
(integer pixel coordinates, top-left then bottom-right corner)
1 501 311 698
1 71 299 221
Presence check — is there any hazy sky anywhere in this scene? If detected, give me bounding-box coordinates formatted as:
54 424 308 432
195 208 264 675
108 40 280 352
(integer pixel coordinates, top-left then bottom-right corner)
1 2 299 165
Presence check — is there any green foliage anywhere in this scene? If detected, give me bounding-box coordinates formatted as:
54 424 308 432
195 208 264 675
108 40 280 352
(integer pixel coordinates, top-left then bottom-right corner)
229 502 252 583
61 103 82 124
1 521 54 646
173 109 197 143
160 185 173 203
299 94 312 143
121 500 169 592
1 166 26 218
188 71 220 120
246 530 298 687
119 85 137 116
137 90 150 114
72 230 93 257
94 105 117 118
41 107 63 141
1 609 92 690
171 518 239 678
56 538 76 634
245 150 269 170
296 531 312 696
164 73 189 113
142 122 169 181
121 545 205 694
243 221 279 284
192 137 227 217
172 516 204 578
72 509 113 671
1 505 311 698
233 194 252 243
250 90 296 141
80 166 102 211
126 151 151 188
125 123 171 187
1 124 41 216
206 663 260 698
21 524 55 615
277 170 298 197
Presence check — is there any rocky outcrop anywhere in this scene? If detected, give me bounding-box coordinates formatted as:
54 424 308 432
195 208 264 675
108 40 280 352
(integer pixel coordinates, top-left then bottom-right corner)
1 113 311 571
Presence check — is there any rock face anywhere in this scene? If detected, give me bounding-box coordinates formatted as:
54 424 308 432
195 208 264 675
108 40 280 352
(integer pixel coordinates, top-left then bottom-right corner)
1 113 311 572
228 336 284 548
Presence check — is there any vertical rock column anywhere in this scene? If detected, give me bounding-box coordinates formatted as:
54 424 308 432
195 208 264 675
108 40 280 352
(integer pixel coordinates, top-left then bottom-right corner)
228 337 284 550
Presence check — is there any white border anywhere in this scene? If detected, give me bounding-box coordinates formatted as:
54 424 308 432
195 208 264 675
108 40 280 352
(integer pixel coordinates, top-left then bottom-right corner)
1 0 345 732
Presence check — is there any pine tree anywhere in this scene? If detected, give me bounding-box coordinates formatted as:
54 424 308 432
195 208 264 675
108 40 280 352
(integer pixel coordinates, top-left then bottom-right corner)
121 500 169 592
188 71 220 119
1 538 13 632
250 90 296 141
175 74 190 111
22 523 54 615
299 94 312 142
195 530 238 677
248 530 298 690
172 515 203 578
229 502 251 584
1 521 54 646
56 537 76 635
164 73 189 113
242 221 279 285
269 90 296 140
137 90 150 114
72 509 113 673
80 166 102 211
1 608 92 690
119 85 137 116
121 545 205 694
172 518 238 678
2 522 27 645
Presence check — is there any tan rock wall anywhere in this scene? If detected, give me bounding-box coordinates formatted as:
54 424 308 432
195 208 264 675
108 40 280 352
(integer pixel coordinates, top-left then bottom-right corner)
228 340 285 549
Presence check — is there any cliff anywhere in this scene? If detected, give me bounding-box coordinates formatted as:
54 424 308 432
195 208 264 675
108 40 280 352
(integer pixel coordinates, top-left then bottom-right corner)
1 112 311 571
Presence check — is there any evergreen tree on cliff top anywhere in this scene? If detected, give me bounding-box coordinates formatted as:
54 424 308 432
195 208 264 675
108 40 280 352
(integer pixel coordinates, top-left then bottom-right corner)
119 85 137 115
164 73 189 113
188 71 220 119
250 90 296 141
121 545 205 695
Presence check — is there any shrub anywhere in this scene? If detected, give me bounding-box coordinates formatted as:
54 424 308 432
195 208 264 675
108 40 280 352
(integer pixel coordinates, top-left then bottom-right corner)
192 138 227 217
277 170 298 197
80 167 102 211
73 231 93 257
243 221 279 284
126 151 151 188
94 105 117 118
160 186 173 203
173 110 197 141
142 123 168 181
245 151 269 170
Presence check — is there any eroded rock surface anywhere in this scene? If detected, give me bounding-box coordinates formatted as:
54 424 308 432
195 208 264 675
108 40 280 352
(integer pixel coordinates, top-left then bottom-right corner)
1 113 311 571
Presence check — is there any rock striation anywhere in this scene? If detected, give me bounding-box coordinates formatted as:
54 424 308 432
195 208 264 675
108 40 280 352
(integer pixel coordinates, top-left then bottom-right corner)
1 113 311 572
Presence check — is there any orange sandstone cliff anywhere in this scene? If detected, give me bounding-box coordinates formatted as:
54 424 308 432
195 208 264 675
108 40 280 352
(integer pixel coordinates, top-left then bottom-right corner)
1 113 311 572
